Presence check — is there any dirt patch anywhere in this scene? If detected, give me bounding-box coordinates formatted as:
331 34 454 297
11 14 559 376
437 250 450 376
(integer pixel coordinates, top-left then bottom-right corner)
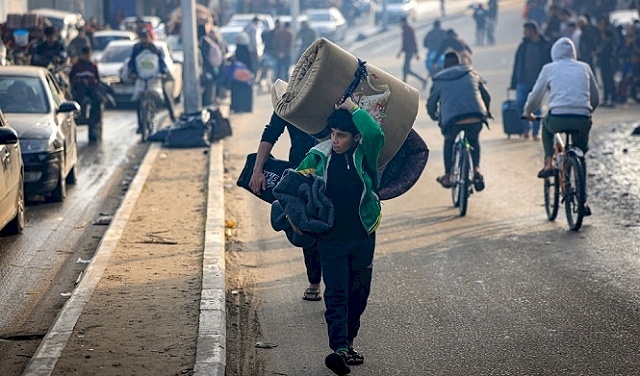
52 147 208 376
0 143 148 376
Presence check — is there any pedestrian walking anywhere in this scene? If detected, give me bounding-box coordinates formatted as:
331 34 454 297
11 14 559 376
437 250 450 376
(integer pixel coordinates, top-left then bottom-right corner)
272 21 294 81
228 32 254 113
397 17 427 90
198 24 223 106
434 29 473 65
471 3 488 46
597 29 617 107
510 21 551 140
486 0 498 45
577 15 598 72
243 17 262 73
423 19 448 76
296 20 317 59
427 51 491 191
440 0 446 16
294 96 384 376
249 112 321 301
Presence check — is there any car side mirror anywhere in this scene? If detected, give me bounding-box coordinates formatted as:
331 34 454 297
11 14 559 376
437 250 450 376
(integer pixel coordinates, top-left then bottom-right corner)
58 101 81 114
0 127 18 145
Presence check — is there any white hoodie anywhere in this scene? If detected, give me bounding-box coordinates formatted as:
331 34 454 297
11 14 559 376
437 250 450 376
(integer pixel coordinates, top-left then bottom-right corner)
524 37 599 117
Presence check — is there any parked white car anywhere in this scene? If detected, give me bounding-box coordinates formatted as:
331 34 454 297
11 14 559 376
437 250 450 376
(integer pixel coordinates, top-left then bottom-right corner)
304 7 347 42
91 30 137 62
226 13 275 30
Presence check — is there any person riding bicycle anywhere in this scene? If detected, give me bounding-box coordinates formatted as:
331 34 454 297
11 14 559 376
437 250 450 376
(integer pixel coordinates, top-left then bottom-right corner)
31 26 67 68
127 28 173 131
427 51 491 191
69 46 103 141
523 37 599 214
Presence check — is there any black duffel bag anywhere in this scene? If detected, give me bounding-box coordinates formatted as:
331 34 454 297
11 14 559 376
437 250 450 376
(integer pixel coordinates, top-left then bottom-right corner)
164 110 211 148
236 153 294 204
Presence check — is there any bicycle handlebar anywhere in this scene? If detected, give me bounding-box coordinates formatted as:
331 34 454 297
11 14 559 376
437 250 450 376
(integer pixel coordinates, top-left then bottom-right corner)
521 115 544 121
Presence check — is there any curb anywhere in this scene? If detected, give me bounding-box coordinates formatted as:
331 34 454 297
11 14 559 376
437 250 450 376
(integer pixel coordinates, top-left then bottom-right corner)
21 143 162 376
193 140 226 376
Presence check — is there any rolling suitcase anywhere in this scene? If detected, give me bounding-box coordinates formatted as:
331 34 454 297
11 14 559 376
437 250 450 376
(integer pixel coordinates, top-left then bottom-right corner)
502 89 523 139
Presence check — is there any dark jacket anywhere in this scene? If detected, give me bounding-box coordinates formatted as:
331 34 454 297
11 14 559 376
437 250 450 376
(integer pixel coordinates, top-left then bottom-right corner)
270 169 335 246
401 23 418 54
434 35 472 61
69 59 100 87
260 112 317 166
31 40 66 67
427 64 491 127
423 27 447 51
510 36 552 88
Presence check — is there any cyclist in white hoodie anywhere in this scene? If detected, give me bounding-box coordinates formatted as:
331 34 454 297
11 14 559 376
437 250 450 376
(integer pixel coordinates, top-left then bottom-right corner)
523 37 599 178
523 37 599 214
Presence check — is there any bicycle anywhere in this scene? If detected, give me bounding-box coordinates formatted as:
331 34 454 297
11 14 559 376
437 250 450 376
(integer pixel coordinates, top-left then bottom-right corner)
527 116 588 231
136 76 163 142
451 130 474 217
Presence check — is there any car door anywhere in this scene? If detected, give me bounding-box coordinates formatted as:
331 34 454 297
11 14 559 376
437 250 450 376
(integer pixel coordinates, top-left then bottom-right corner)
45 73 76 177
0 113 20 227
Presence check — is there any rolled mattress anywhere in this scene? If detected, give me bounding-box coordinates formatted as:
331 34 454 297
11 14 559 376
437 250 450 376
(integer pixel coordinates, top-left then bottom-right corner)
271 37 420 167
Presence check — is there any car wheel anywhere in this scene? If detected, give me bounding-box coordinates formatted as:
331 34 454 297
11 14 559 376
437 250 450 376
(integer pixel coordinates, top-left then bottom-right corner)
2 175 25 235
48 168 66 203
66 163 78 185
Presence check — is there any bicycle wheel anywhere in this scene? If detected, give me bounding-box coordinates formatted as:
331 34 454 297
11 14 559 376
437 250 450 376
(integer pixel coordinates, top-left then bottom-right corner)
451 141 462 208
139 98 150 142
564 155 586 231
145 98 156 139
457 148 471 217
544 169 560 220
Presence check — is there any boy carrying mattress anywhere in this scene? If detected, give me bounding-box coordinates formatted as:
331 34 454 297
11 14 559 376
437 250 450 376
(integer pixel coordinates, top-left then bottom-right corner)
295 96 385 375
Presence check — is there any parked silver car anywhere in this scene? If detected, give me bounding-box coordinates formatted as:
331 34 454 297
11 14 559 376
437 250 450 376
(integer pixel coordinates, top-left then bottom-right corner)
0 66 80 202
0 110 24 235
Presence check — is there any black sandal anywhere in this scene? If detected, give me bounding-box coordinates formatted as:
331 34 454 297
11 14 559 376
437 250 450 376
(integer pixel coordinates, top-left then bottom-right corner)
436 175 453 188
473 172 485 192
537 168 555 178
346 346 364 365
302 287 322 301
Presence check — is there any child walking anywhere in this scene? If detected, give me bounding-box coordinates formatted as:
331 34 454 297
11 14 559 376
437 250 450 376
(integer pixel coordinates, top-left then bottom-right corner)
296 97 385 375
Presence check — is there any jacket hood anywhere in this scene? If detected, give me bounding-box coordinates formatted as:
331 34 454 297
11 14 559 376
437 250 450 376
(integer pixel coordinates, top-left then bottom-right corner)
551 37 576 61
432 64 472 81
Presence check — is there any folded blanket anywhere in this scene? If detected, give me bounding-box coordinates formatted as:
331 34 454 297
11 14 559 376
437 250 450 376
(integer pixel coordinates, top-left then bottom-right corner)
270 169 334 247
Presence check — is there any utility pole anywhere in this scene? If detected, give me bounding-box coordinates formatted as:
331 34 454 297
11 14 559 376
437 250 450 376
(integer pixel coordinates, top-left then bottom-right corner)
291 0 300 35
181 0 201 114
381 0 388 32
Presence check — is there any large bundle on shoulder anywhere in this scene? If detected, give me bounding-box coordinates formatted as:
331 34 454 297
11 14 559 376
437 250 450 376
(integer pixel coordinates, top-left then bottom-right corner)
271 37 420 167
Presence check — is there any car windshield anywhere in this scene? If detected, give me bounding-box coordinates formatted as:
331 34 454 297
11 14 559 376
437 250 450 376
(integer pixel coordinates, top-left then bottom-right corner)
0 76 48 114
307 13 331 22
94 36 131 51
101 44 133 63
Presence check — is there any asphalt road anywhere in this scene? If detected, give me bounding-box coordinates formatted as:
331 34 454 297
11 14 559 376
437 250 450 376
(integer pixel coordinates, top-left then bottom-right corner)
225 2 640 375
0 107 156 371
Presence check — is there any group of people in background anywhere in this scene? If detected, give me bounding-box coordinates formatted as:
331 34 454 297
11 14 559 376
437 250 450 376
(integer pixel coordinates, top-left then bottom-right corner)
199 16 319 114
522 0 640 109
